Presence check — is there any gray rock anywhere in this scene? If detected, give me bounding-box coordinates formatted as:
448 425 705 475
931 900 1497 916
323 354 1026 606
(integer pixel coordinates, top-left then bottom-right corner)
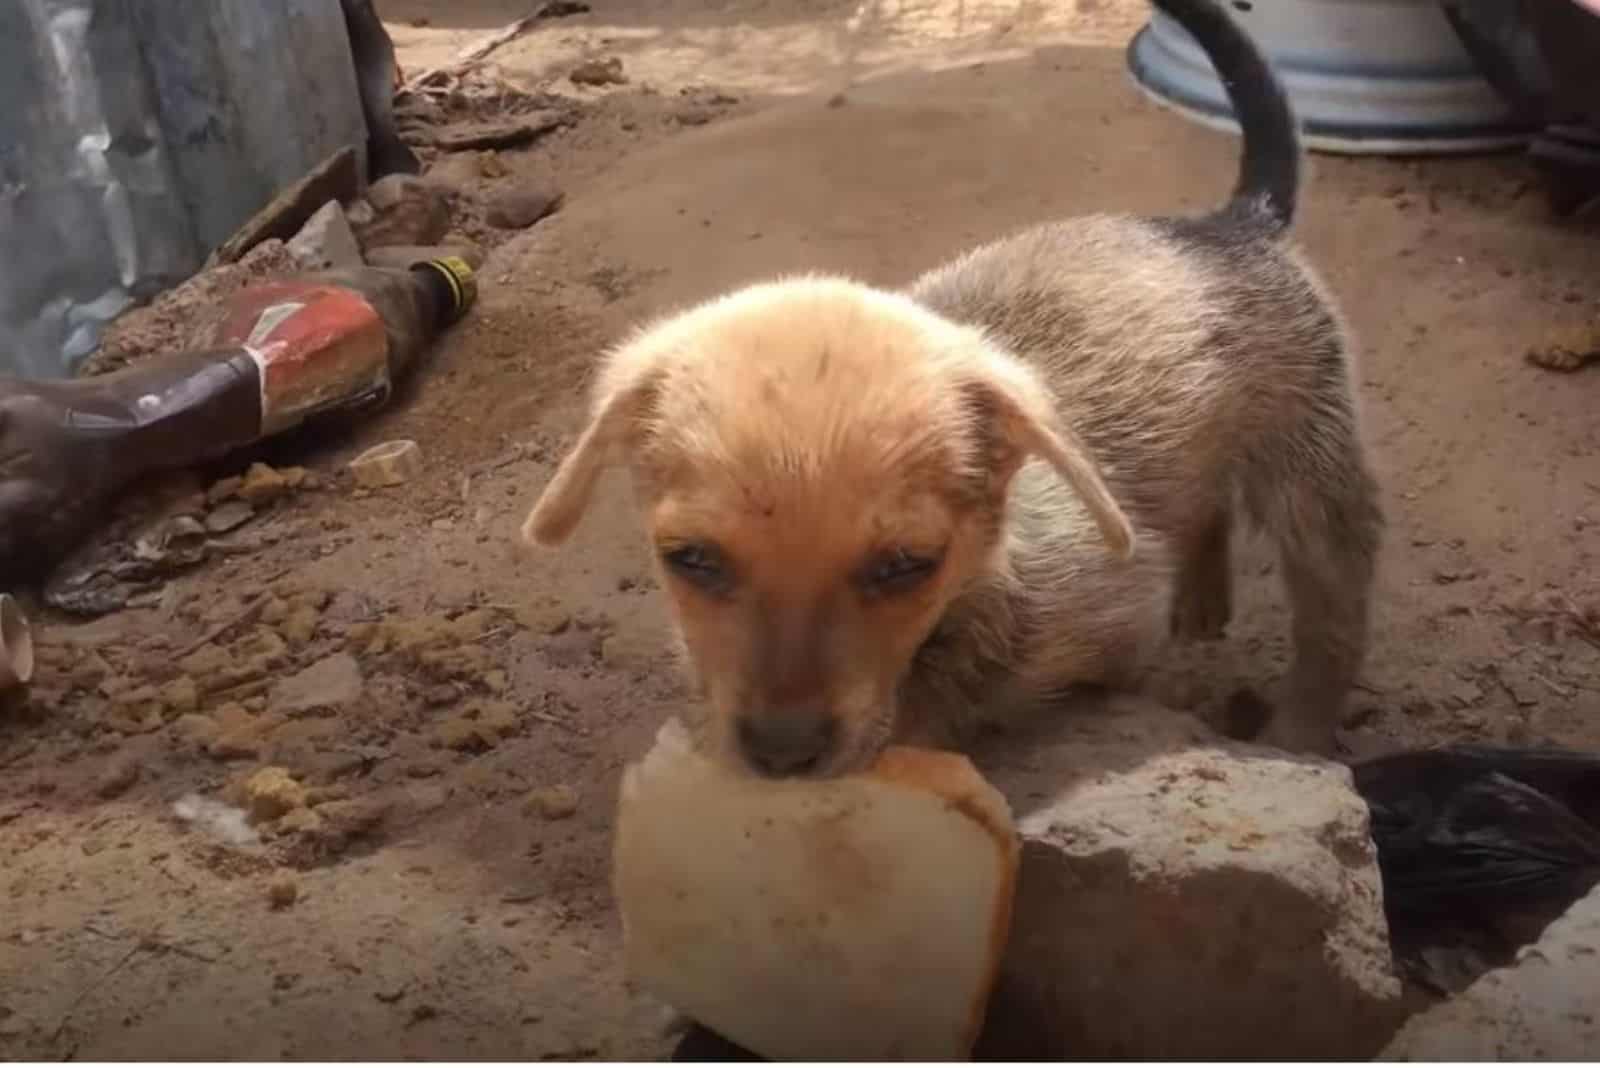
976 696 1407 1060
485 185 564 230
285 199 364 270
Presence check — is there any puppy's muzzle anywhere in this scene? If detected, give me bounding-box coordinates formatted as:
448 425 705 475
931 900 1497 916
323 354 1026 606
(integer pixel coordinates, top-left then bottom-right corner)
735 703 838 778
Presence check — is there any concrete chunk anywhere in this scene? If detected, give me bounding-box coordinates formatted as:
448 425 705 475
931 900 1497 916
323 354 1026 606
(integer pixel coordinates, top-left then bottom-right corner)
1380 884 1600 1060
976 697 1407 1060
285 199 364 270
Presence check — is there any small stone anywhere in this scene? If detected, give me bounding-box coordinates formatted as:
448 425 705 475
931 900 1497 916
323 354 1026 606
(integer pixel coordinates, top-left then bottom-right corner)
160 675 200 717
237 463 291 505
267 877 299 909
477 700 520 738
349 440 423 489
179 642 232 682
95 756 141 800
259 596 291 626
205 499 255 534
244 766 307 822
106 705 164 736
353 175 450 248
477 152 509 178
526 784 579 820
570 56 627 86
207 703 277 760
484 185 564 230
279 606 320 646
286 199 364 270
313 797 389 852
483 670 509 694
344 198 376 228
207 475 244 504
276 807 325 835
437 717 493 753
673 105 716 126
174 712 220 749
270 654 362 716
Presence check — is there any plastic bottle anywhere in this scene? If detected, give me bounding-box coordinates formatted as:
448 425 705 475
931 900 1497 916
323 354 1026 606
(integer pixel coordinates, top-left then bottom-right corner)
0 257 476 581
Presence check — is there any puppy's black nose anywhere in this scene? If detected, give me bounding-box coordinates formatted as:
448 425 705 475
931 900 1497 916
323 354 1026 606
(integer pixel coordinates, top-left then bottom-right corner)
736 710 837 777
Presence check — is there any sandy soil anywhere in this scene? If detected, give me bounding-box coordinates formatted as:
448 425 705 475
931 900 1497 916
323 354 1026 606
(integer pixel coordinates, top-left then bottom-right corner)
3 0 1599 1058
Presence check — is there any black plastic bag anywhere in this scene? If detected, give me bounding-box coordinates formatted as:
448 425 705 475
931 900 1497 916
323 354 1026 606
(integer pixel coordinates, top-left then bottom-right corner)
1353 745 1600 993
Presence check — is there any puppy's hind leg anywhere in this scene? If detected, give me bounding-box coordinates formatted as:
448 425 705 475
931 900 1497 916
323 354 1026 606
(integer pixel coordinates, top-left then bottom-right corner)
1171 504 1233 641
1244 418 1383 755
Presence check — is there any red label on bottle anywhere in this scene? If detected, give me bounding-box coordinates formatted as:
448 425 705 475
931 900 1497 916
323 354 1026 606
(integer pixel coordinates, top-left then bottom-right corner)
214 283 391 436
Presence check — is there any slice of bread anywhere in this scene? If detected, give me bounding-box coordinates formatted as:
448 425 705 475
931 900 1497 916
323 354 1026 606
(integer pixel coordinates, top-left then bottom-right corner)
613 719 1019 1061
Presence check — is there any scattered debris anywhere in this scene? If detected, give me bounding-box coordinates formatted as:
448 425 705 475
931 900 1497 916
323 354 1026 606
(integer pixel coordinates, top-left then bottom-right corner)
244 766 308 822
286 200 365 270
485 184 565 230
236 463 304 507
45 512 213 617
172 793 261 848
204 499 256 534
95 756 141 800
270 653 363 716
267 877 300 909
350 440 424 488
298 797 390 858
437 700 520 753
570 57 627 87
527 784 579 820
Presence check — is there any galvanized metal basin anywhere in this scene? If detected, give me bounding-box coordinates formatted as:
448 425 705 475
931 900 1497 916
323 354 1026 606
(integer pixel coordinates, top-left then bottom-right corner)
1127 0 1535 155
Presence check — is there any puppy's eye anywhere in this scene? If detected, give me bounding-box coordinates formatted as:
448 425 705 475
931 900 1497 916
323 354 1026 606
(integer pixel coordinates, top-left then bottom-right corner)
661 542 733 593
860 548 942 595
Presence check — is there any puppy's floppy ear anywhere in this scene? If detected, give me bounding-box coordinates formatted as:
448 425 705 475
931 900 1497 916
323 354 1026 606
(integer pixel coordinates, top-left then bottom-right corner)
521 361 660 548
961 354 1135 560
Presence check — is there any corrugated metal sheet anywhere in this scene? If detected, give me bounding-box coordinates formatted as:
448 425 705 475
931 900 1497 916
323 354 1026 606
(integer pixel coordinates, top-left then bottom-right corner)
0 0 368 379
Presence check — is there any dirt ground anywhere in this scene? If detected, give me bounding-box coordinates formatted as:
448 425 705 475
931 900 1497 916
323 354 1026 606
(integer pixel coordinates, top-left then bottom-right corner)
3 0 1599 1059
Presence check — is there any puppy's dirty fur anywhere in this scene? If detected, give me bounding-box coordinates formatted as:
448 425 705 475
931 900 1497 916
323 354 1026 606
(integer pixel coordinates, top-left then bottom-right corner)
524 0 1382 775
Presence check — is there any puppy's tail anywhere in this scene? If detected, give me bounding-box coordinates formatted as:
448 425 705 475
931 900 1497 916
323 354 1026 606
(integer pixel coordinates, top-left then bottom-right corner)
1152 0 1300 235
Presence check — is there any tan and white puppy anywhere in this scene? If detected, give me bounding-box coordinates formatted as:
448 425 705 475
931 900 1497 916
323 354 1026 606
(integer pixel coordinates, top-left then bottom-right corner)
523 0 1382 777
